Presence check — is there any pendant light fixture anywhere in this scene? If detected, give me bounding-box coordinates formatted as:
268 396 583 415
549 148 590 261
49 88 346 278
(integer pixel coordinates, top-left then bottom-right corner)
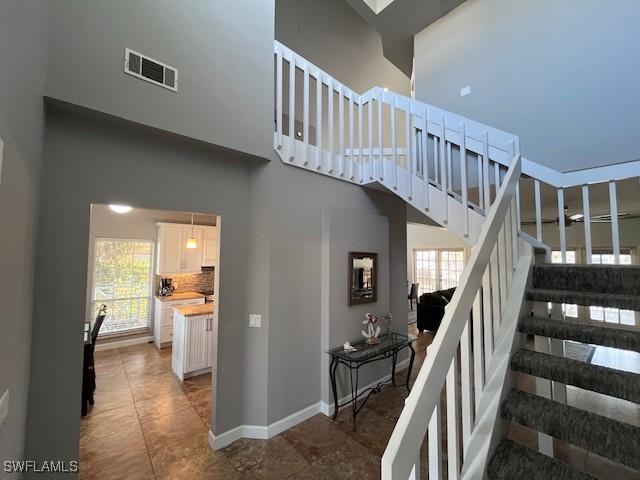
186 213 198 249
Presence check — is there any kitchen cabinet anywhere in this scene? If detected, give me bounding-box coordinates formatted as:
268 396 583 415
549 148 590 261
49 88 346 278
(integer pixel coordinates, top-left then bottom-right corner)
202 227 218 267
153 294 205 349
156 223 216 274
172 308 214 381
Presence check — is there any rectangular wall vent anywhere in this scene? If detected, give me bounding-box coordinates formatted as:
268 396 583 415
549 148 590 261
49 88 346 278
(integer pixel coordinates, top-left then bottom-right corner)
124 48 178 92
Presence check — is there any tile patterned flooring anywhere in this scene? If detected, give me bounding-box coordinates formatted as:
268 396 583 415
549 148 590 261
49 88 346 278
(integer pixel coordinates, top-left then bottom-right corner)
80 326 639 479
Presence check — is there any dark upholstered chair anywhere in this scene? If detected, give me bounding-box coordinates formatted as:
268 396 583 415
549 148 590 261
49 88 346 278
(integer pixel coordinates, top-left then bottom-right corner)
416 288 456 333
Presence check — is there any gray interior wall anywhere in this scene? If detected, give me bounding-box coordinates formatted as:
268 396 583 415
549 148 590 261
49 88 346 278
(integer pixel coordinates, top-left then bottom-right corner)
45 0 275 159
25 103 258 469
413 0 640 171
0 0 50 473
276 0 410 95
265 160 407 423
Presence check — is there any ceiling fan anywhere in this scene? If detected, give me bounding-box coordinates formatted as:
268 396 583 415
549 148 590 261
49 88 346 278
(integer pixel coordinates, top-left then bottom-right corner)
521 206 638 227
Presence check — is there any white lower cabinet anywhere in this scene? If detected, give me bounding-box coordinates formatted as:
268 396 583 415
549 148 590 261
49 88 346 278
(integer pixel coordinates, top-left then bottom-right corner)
172 312 214 381
153 296 205 348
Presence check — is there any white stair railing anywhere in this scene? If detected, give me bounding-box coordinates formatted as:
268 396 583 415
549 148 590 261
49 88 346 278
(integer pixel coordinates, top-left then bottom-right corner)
272 39 640 478
274 41 640 262
274 40 521 243
381 154 525 480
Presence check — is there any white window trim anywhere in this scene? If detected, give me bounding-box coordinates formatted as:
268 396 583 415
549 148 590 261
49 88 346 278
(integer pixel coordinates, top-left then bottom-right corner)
90 237 155 336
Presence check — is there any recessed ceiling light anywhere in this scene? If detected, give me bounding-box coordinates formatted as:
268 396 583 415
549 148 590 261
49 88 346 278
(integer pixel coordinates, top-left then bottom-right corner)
109 204 132 214
569 213 583 220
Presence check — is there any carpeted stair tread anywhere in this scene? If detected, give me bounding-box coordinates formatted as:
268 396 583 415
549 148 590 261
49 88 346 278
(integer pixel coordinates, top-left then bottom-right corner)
527 288 640 311
519 316 640 353
501 389 640 469
487 439 595 480
533 264 640 295
511 349 640 403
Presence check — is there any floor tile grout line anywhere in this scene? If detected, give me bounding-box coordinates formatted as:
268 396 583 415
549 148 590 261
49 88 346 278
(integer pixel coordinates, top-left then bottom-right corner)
122 346 160 480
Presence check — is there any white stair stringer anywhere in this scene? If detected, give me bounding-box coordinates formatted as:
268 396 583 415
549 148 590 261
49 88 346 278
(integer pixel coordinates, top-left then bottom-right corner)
274 133 485 244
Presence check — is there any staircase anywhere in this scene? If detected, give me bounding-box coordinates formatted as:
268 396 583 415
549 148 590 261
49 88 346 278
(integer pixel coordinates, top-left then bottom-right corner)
273 40 640 479
487 264 640 478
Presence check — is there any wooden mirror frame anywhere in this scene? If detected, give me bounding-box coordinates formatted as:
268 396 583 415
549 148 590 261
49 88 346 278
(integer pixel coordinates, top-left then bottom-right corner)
348 252 378 305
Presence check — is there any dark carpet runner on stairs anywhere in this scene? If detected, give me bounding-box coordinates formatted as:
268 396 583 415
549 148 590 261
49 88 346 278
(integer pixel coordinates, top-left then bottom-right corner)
501 389 640 470
519 316 640 353
510 349 640 403
487 439 596 480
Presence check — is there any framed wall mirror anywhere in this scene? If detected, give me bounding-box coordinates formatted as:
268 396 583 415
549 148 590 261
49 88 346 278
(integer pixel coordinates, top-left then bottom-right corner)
349 252 377 305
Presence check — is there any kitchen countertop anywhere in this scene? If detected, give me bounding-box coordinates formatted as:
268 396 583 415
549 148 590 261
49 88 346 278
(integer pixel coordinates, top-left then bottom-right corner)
154 291 205 302
173 303 214 317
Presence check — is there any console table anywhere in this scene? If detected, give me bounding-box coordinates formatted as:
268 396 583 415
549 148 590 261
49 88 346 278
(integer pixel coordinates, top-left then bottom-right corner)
327 331 416 425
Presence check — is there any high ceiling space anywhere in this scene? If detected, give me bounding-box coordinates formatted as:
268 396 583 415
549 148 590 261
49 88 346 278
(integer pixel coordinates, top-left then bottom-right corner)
345 0 467 76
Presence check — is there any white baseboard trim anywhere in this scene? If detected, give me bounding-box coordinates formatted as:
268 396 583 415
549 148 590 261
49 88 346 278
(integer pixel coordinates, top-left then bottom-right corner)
208 356 412 451
95 335 153 351
319 357 411 416
208 402 322 451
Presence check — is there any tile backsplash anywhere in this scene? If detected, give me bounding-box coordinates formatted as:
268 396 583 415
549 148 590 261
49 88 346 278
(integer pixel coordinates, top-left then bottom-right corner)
155 267 214 295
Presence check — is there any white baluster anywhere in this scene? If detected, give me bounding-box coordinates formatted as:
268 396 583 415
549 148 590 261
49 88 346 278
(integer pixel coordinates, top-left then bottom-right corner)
358 99 364 183
609 180 620 263
327 79 334 174
275 45 283 149
482 132 491 211
349 92 355 180
391 97 398 190
407 108 413 200
497 229 508 319
446 356 461 480
482 268 494 373
303 63 310 166
489 246 501 342
315 69 322 170
422 107 429 212
428 403 443 480
368 94 373 180
460 320 473 455
582 184 592 263
557 188 567 263
446 142 453 194
378 88 384 181
439 116 448 224
338 85 344 177
288 54 296 162
477 153 484 211
460 122 469 237
534 179 543 243
472 290 484 415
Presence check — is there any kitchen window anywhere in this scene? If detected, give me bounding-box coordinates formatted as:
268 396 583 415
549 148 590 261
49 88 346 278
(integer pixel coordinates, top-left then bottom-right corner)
414 249 465 296
91 238 154 335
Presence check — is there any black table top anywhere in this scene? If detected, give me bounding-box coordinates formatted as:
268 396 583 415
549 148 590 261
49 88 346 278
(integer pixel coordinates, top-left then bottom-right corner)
327 331 414 363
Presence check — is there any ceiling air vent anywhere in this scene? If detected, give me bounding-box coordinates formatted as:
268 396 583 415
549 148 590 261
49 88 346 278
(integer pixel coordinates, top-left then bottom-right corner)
124 48 178 92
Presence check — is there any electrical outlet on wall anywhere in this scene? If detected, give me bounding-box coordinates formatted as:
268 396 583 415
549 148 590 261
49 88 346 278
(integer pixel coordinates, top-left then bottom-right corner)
460 86 471 97
0 389 9 430
249 314 261 328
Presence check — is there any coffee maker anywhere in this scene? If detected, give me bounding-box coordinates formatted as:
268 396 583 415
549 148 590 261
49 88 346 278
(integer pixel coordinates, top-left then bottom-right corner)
159 278 175 296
